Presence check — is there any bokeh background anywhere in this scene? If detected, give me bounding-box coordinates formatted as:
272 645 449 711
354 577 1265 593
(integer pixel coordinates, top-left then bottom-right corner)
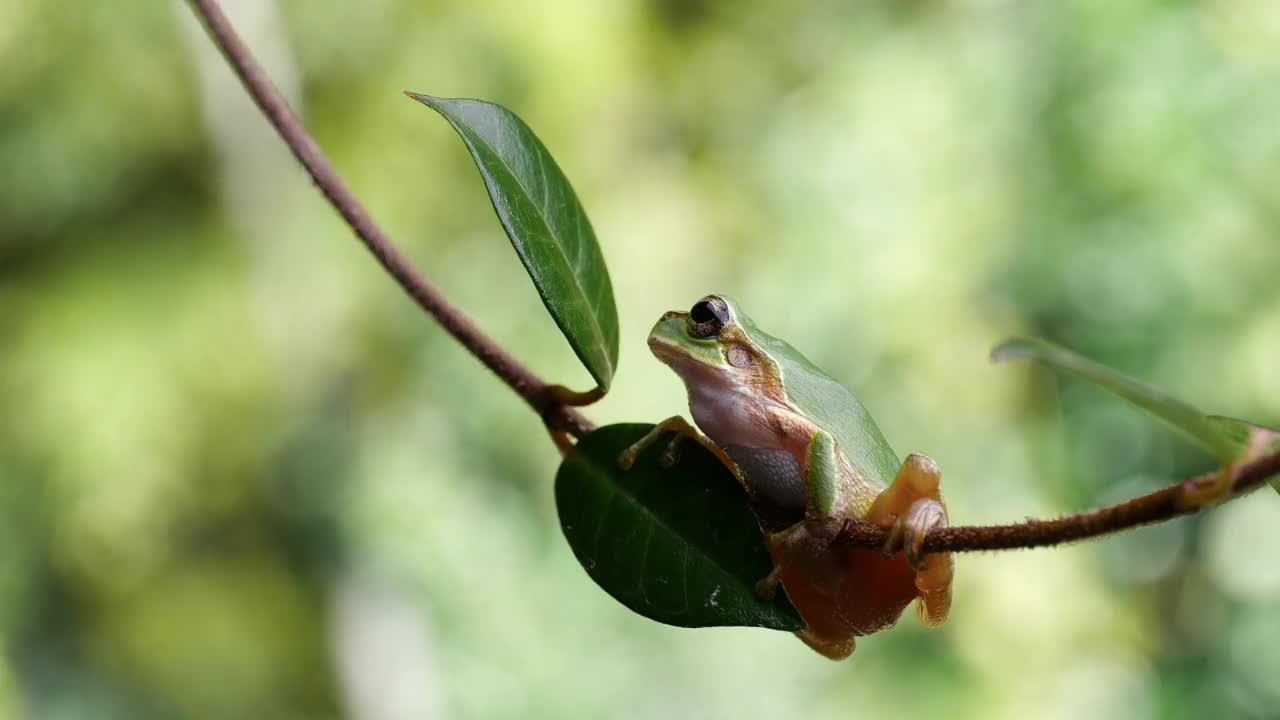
4 1 1280 718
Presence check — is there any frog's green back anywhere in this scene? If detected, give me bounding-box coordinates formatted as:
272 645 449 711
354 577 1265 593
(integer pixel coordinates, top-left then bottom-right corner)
742 317 900 488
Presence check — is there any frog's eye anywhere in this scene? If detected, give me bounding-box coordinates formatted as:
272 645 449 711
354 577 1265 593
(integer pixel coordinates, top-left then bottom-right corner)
687 297 728 338
689 300 718 325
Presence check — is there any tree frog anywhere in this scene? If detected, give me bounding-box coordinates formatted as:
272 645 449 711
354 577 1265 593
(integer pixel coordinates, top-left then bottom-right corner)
619 295 953 659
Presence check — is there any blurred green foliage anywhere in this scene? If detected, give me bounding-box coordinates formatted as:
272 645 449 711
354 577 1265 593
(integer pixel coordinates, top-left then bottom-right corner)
3 1 1280 718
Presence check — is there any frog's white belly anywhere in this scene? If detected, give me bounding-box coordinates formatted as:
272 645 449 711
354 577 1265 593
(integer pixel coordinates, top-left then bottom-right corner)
687 382 780 450
687 382 814 529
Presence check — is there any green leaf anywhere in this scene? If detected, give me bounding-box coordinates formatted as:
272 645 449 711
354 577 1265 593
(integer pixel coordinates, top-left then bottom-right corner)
1207 416 1280 495
992 337 1243 463
555 423 804 631
996 338 1280 496
408 93 619 391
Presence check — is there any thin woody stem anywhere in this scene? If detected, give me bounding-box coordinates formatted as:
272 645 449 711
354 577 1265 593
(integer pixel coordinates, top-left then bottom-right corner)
186 0 594 439
189 0 1280 554
841 449 1280 553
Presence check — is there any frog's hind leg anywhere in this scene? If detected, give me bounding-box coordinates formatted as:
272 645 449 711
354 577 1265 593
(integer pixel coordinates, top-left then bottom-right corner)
753 515 844 600
753 431 846 600
866 453 953 628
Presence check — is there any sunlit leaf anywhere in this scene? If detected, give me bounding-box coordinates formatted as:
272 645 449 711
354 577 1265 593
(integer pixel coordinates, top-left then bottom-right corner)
408 93 619 392
555 424 803 630
993 338 1278 498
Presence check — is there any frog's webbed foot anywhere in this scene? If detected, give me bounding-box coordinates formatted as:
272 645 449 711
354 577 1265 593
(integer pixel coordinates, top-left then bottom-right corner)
868 453 953 628
753 516 843 600
618 416 732 471
881 497 947 570
796 630 856 661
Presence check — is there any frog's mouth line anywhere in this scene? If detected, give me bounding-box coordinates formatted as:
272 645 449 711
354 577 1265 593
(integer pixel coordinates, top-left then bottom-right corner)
647 335 682 361
648 335 719 369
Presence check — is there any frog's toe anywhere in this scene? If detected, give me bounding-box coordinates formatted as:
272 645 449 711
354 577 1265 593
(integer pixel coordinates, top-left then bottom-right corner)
796 630 856 660
754 554 792 600
913 543 954 627
902 497 952 627
901 498 946 571
754 573 780 601
879 515 905 558
617 445 643 470
658 434 685 468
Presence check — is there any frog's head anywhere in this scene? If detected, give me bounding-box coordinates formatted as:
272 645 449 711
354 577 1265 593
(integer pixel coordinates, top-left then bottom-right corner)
647 295 782 397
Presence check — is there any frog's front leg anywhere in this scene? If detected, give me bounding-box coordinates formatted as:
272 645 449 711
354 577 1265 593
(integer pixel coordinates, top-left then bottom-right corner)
753 515 843 600
618 416 738 472
753 431 845 600
866 453 953 627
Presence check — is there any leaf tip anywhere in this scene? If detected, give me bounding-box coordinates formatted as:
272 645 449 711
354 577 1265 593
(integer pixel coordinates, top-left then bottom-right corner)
990 337 1032 365
403 90 440 107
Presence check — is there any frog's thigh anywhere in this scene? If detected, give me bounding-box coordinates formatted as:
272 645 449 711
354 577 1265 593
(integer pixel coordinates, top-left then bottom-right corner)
867 453 952 628
867 453 942 518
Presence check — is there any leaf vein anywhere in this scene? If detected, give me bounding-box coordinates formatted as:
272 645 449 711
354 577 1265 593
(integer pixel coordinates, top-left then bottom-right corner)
457 116 614 378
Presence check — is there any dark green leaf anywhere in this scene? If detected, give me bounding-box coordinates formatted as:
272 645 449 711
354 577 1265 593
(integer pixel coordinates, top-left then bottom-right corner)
408 93 619 391
992 337 1245 463
555 424 804 631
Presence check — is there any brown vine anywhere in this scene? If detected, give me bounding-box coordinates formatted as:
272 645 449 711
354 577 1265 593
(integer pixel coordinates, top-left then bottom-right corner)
185 0 1280 555
187 0 593 440
842 450 1280 553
